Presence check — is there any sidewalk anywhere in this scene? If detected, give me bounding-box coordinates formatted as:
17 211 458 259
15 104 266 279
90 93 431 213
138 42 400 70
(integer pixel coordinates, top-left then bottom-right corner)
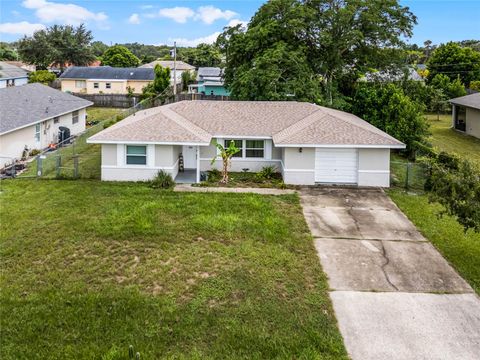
174 184 296 195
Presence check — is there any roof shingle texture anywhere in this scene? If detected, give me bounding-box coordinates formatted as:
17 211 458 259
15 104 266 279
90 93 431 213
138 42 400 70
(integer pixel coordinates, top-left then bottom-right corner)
449 93 480 110
60 66 154 80
0 61 29 79
139 61 195 71
89 100 404 147
0 83 93 134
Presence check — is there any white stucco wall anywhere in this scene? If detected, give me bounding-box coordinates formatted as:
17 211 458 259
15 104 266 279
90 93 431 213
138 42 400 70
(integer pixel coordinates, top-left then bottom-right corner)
0 77 28 88
281 147 316 185
199 138 282 173
0 108 87 168
101 143 180 181
466 108 480 139
357 148 390 187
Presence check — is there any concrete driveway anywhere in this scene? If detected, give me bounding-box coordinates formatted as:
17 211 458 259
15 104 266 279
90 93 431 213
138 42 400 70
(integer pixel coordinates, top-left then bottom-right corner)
301 187 480 360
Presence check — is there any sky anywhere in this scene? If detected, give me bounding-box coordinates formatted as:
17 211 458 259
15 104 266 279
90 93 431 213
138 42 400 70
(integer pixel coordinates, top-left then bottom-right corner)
0 0 479 47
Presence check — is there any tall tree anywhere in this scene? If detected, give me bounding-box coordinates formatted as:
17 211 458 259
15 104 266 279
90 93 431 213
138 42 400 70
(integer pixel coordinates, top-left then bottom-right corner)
101 45 140 67
427 42 480 86
90 41 109 57
0 43 19 60
17 24 95 70
219 0 417 105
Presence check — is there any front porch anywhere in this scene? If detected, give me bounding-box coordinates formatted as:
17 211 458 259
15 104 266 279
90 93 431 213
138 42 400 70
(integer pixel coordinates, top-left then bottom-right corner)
175 169 197 184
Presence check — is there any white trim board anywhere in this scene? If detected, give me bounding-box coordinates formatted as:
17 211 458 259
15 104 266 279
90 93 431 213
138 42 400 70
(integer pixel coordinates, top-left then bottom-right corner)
88 139 210 146
277 144 405 149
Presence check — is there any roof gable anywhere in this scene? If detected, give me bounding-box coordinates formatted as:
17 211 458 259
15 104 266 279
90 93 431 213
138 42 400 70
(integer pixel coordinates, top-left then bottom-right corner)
449 92 480 110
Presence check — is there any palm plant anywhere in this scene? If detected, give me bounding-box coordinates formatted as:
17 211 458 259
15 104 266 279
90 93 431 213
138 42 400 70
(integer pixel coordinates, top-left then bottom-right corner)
211 140 240 183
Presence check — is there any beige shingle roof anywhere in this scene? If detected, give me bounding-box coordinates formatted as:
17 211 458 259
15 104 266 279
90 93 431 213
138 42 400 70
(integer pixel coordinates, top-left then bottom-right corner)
88 101 404 147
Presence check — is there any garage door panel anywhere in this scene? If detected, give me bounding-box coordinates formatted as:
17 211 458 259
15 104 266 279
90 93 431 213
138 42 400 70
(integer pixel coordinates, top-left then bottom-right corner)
315 148 358 184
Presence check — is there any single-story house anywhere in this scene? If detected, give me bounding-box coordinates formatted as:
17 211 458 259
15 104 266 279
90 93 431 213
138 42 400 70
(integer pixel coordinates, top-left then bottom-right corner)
87 101 404 187
0 61 29 88
139 60 195 85
0 83 93 168
188 67 230 96
449 92 480 139
59 66 154 95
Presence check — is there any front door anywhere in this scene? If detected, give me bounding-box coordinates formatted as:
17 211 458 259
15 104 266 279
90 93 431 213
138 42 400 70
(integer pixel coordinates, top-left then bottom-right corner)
182 145 197 169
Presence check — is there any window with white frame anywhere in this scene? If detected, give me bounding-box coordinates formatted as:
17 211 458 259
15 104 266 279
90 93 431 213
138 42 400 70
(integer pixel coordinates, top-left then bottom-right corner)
93 82 99 89
34 123 40 142
126 145 147 165
224 139 243 157
106 82 111 89
75 80 86 88
245 140 264 158
72 110 79 124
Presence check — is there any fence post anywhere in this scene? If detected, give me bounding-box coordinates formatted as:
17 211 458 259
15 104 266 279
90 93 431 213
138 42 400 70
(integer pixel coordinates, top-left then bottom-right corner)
56 156 61 178
36 156 42 177
405 162 411 190
73 155 79 179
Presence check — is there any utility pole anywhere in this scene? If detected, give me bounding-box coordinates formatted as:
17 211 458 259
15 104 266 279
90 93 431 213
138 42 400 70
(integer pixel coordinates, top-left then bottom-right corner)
173 41 177 96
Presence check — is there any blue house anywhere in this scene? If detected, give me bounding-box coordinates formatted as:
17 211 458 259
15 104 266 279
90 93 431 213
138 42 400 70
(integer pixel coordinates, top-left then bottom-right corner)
189 67 230 96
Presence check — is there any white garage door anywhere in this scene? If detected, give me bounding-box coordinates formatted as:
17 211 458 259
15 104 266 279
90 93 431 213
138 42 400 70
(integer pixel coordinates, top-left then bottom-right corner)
315 148 358 184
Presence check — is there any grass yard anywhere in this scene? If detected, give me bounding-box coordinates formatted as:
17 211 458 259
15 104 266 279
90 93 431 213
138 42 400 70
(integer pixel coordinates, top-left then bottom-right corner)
389 190 480 295
426 113 480 165
0 180 346 359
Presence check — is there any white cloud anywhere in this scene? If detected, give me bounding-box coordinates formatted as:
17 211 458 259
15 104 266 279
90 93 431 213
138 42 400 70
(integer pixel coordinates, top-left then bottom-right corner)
227 19 248 29
0 21 46 35
22 0 108 26
128 13 140 25
169 31 221 47
195 6 237 24
158 7 194 23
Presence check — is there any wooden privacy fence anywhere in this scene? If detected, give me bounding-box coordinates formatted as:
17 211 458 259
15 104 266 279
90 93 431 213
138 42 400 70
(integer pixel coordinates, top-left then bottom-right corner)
72 93 140 108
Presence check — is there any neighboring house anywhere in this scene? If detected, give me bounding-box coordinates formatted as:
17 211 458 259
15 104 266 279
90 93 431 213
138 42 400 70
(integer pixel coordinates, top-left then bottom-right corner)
0 83 93 168
49 60 102 75
59 66 154 95
359 67 423 82
87 101 404 186
0 61 29 88
188 67 230 96
3 61 36 72
449 92 480 139
139 60 195 85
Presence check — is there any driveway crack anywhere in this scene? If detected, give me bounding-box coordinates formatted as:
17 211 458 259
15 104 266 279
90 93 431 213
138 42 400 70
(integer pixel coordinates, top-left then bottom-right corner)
379 241 399 291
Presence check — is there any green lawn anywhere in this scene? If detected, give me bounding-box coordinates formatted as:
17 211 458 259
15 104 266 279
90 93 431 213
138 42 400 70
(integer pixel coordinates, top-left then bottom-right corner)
426 113 480 165
389 190 480 295
0 180 346 359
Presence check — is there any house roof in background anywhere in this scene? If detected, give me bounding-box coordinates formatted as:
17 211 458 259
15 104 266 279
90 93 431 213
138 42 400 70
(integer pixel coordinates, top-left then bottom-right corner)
59 66 154 80
0 83 93 135
197 67 223 78
0 61 30 79
139 60 195 71
360 67 423 82
449 92 480 110
89 101 404 148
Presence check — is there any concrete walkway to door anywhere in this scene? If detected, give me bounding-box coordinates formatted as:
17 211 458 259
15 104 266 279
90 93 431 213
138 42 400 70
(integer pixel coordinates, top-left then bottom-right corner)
300 187 480 360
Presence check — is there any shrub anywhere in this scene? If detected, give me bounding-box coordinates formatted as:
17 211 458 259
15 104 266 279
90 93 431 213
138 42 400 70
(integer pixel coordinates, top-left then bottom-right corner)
256 165 277 180
28 149 41 157
470 80 480 92
103 120 116 129
150 170 175 189
207 168 221 182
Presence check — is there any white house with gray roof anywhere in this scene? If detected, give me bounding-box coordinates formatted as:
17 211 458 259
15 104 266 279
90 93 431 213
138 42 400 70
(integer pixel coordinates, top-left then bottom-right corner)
88 101 404 187
0 61 29 88
0 83 92 168
449 92 480 139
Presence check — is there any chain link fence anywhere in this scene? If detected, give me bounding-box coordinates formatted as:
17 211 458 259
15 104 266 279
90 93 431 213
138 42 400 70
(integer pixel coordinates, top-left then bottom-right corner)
390 160 429 190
